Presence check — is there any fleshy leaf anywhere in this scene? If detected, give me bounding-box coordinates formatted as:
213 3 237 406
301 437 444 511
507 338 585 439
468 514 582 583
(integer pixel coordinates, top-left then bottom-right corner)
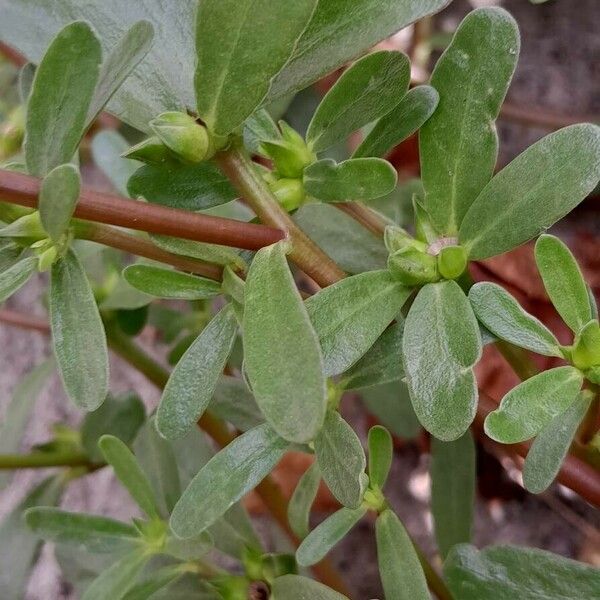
39 163 81 241
0 256 37 303
209 376 263 432
121 565 184 600
271 575 349 600
243 108 281 155
288 462 321 539
367 426 393 489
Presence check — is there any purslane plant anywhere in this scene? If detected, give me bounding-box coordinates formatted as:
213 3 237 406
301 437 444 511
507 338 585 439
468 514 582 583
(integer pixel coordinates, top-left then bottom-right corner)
0 1 599 598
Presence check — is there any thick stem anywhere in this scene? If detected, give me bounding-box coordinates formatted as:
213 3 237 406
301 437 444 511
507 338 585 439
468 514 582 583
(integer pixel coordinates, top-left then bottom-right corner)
0 451 93 469
215 143 346 287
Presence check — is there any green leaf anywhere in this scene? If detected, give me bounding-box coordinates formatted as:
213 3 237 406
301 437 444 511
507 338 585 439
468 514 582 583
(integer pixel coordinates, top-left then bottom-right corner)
469 282 562 357
522 392 592 494
157 305 237 439
0 241 24 272
91 131 141 197
444 544 600 599
459 124 600 259
123 264 221 300
121 565 184 600
127 162 236 211
86 21 154 127
420 7 519 234
244 242 326 443
485 366 583 443
403 281 482 441
170 423 289 538
81 392 146 463
368 426 393 489
303 158 397 202
243 108 281 155
288 462 321 539
305 270 410 376
306 50 410 152
271 574 349 600
82 549 149 600
534 234 593 333
195 0 317 135
209 375 264 432
296 506 366 567
431 431 476 559
314 411 367 508
0 255 37 303
353 85 439 159
39 163 81 241
25 21 101 176
375 509 429 600
25 508 139 554
50 250 108 411
98 435 161 520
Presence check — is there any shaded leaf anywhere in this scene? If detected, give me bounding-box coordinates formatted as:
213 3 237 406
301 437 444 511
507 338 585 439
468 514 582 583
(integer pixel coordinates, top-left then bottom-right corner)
243 108 281 155
209 375 264 432
91 131 141 197
288 462 321 539
39 163 81 241
271 574 349 600
0 255 37 303
368 425 393 489
122 565 184 600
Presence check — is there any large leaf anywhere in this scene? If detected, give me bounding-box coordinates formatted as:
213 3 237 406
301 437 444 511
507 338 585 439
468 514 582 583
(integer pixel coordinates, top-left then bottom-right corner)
288 462 321 539
444 544 600 599
170 423 288 538
0 255 37 303
39 163 81 241
195 0 317 135
353 85 439 159
244 242 326 443
420 8 519 234
485 366 583 443
469 282 562 357
25 21 101 176
50 250 108 411
305 270 409 376
271 575 349 600
375 509 429 600
306 50 410 152
534 234 593 333
157 305 237 439
459 124 600 259
430 431 475 559
403 281 482 441
314 411 367 508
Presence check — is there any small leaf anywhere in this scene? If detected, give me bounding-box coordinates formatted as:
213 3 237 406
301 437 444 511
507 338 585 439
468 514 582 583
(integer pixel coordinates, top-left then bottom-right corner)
485 366 583 443
98 435 161 521
469 282 562 357
305 270 410 376
296 506 366 567
86 21 154 127
244 242 326 443
123 264 221 300
523 392 592 494
306 50 410 152
195 0 317 135
25 21 101 176
209 375 264 432
156 305 238 439
243 108 281 154
127 162 236 211
431 431 476 559
314 411 367 508
39 163 81 241
368 426 393 489
460 124 600 259
271 574 349 600
420 7 519 234
0 256 37 303
288 462 321 539
353 85 439 159
375 509 430 600
403 281 482 441
91 131 141 197
25 508 139 554
444 544 600 599
304 158 397 202
170 423 289 538
534 234 593 333
50 250 108 411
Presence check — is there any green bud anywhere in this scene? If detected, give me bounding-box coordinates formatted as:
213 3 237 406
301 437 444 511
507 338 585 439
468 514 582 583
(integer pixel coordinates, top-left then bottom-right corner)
121 136 178 166
0 105 25 161
260 553 297 583
260 124 314 178
37 245 58 271
210 576 249 600
362 485 387 514
149 112 210 163
388 246 439 286
269 177 305 212
279 120 306 147
326 380 343 411
437 244 468 280
384 225 423 254
571 320 600 370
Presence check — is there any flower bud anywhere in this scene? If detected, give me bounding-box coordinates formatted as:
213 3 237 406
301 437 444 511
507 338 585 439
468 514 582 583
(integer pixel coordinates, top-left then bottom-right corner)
384 225 422 254
571 320 600 370
149 112 210 163
37 245 58 272
121 136 178 165
260 122 314 178
269 177 305 212
388 246 439 286
437 244 467 280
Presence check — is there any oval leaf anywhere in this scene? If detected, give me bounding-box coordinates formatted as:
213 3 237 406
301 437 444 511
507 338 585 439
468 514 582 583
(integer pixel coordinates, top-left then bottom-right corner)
288 462 321 540
50 250 108 411
170 423 289 538
0 256 37 303
244 242 326 443
39 164 81 241
306 50 410 152
460 124 600 259
157 305 238 439
484 366 583 443
403 281 482 441
271 575 349 600
368 426 393 489
304 158 397 203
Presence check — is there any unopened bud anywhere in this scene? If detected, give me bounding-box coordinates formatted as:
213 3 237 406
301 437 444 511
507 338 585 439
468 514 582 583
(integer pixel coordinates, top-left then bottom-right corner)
437 245 467 280
37 245 58 271
149 112 209 163
388 246 439 286
571 320 600 370
0 106 25 161
269 177 305 212
384 225 421 254
260 123 314 178
122 136 178 165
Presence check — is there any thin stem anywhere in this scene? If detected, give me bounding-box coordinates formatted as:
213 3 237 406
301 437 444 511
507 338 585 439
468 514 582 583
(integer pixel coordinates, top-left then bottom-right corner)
215 143 346 287
335 202 389 237
0 308 50 333
0 451 93 469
